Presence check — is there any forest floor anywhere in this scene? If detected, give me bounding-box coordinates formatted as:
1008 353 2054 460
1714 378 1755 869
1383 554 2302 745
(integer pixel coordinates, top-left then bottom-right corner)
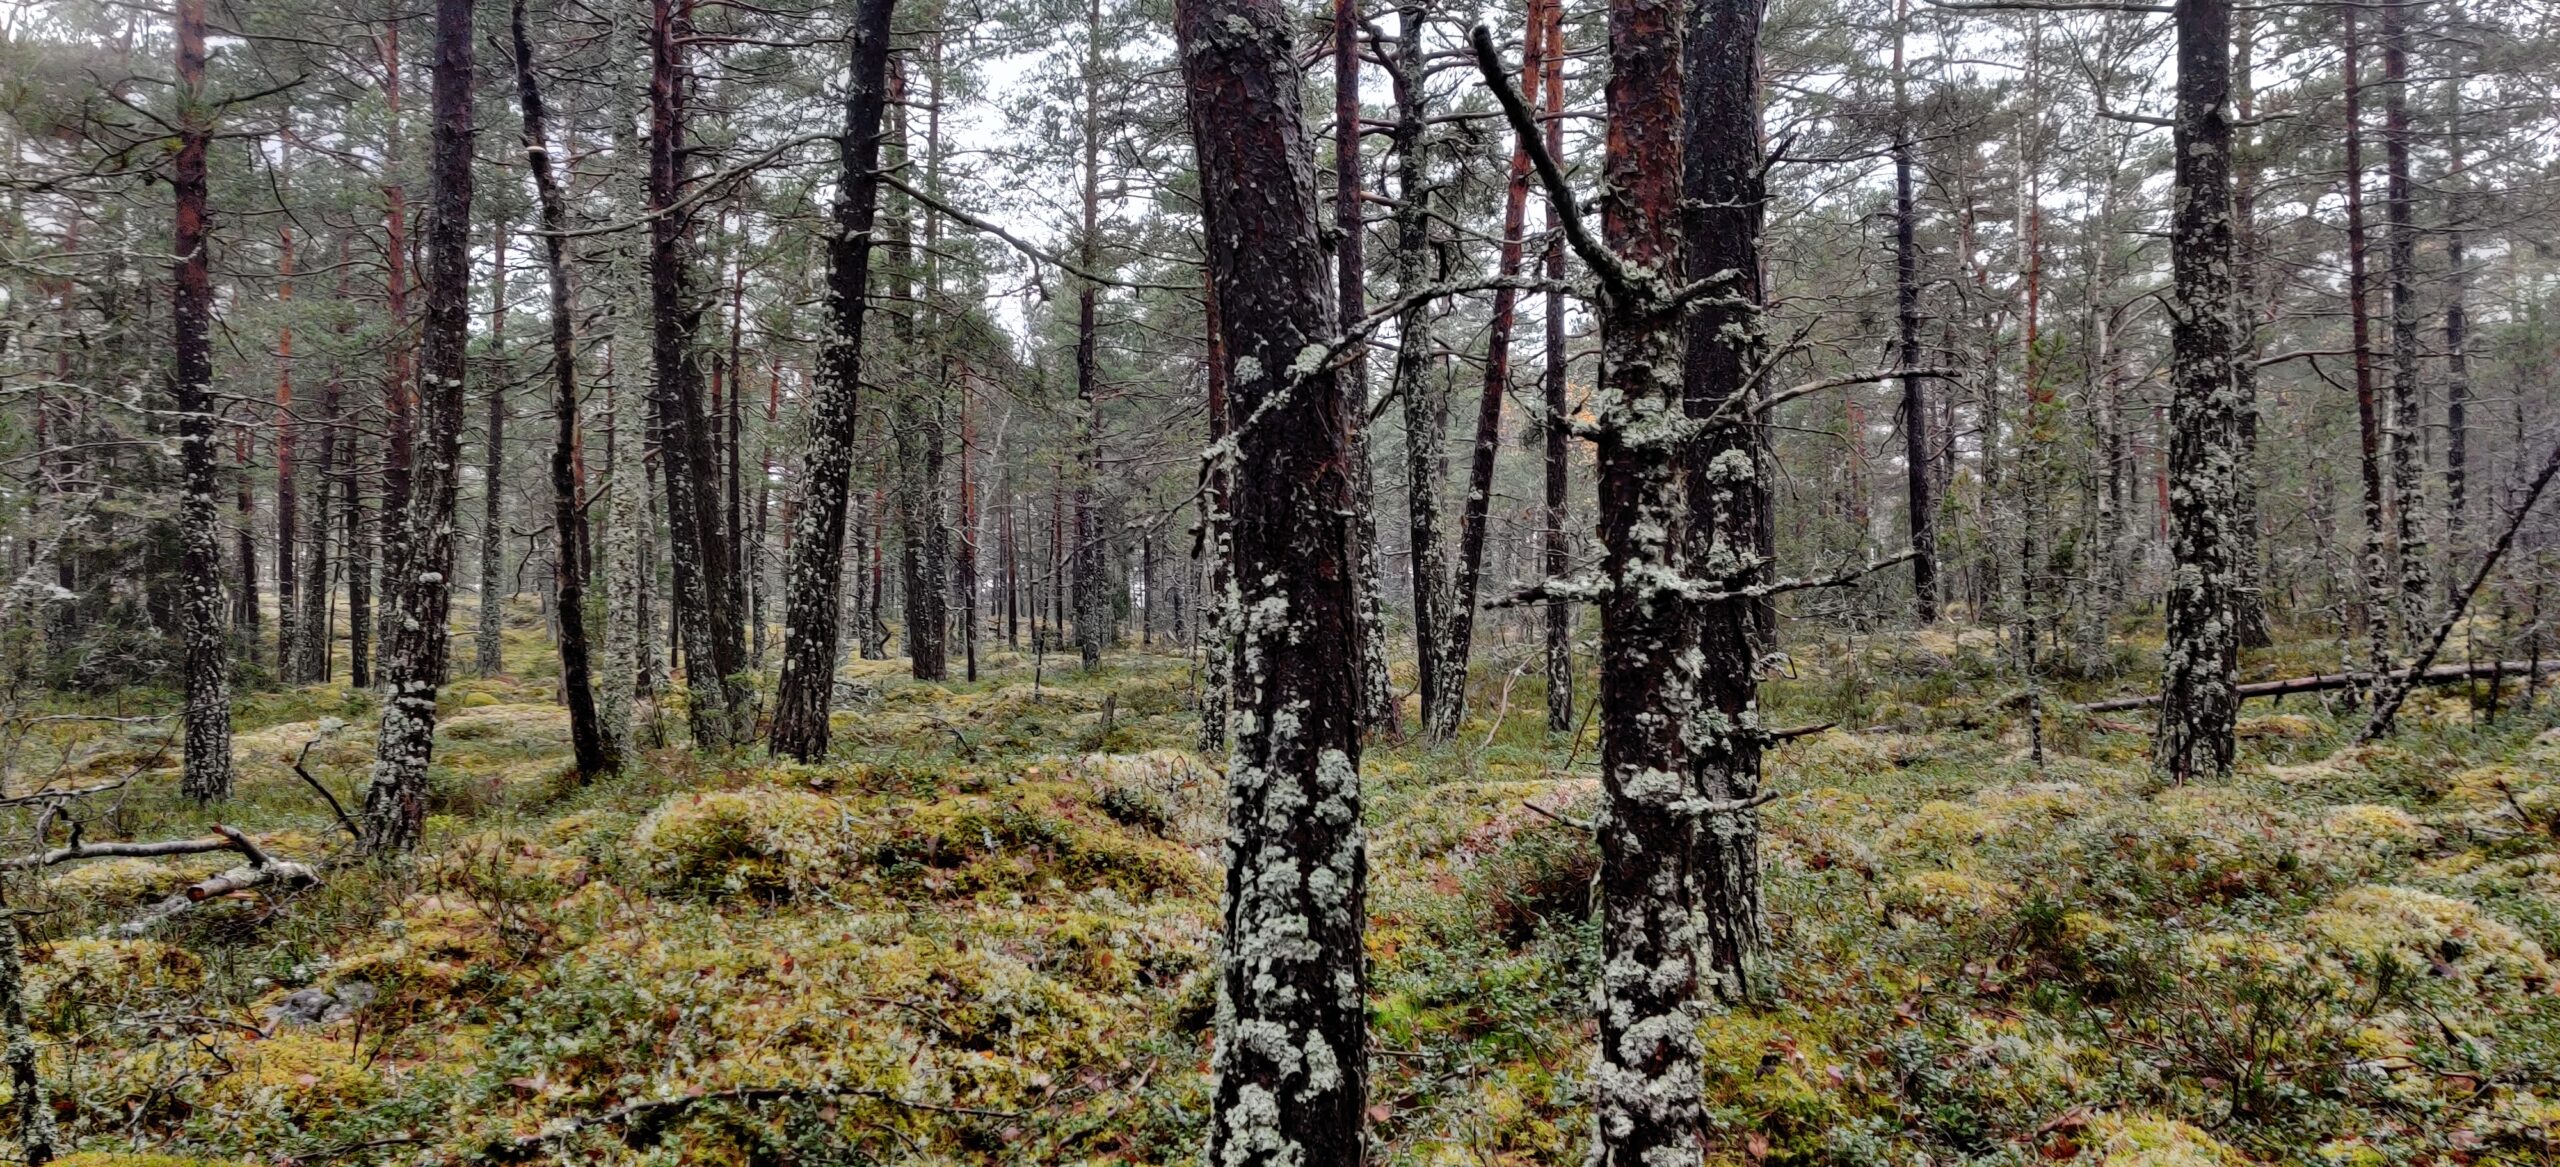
8 606 2560 1166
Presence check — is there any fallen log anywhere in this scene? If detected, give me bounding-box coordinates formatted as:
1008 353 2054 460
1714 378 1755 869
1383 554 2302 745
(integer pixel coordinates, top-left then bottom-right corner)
2075 659 2560 714
3 822 273 871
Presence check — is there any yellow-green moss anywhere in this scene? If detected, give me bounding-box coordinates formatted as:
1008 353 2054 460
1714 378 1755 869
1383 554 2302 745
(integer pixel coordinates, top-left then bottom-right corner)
1884 870 2017 922
27 938 204 1033
2306 885 2554 997
2081 1113 2244 1166
191 1031 382 1124
1880 800 1997 859
51 1154 250 1167
630 786 848 897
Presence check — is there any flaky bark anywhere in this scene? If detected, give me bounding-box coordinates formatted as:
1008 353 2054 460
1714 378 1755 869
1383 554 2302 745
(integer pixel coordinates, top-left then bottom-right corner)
475 224 509 679
1684 0 1772 1001
1178 0 1370 1157
2230 17 2271 650
2153 0 2241 783
1334 0 1399 736
1473 0 1711 1154
172 0 232 803
1197 261 1233 753
275 213 299 672
363 0 475 852
294 252 344 684
1894 0 1937 623
768 0 897 761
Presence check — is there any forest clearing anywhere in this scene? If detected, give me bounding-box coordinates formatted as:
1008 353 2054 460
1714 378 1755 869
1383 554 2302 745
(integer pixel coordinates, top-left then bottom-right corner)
5 620 2560 1163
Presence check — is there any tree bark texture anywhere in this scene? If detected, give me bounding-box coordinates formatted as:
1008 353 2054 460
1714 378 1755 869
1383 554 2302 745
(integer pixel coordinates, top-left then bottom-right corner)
1177 0 1370 1158
173 0 233 803
1683 0 1773 1004
2152 0 2241 783
362 0 474 852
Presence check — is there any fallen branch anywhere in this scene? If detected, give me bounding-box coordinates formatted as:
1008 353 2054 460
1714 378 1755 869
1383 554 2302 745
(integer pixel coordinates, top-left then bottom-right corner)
1765 722 1837 742
291 738 364 841
2076 659 2560 713
2 826 262 871
2361 433 2560 742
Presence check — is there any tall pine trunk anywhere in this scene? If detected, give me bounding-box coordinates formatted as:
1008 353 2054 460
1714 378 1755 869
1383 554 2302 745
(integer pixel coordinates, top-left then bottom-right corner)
362 0 474 851
1392 3 1457 740
275 214 299 670
2230 17 2271 649
1684 0 1772 1001
649 0 750 744
173 0 232 802
476 223 509 678
2342 7 2393 685
1894 0 1938 623
1446 0 1547 740
511 0 614 777
1196 261 1233 752
2380 0 2429 646
1539 0 1570 733
2153 0 2241 783
769 0 896 761
1178 0 1369 1156
1335 0 1399 736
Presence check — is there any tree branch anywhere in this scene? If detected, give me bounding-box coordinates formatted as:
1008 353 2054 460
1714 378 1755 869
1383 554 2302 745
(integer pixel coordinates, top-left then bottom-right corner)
1467 23 1634 299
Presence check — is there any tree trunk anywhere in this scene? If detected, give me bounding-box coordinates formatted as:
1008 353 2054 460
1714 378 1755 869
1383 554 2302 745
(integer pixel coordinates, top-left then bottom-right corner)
1177 0 1369 1157
1333 0 1399 737
476 222 509 678
1197 260 1233 752
1540 0 1570 734
769 0 896 762
1074 0 1108 673
361 0 474 852
1895 0 1938 623
1684 0 1772 1002
2342 7 2393 686
1472 0 1716 1149
2443 28 2470 572
234 424 258 646
2380 0 2429 647
1447 0 1546 741
649 0 750 745
275 216 299 671
511 0 615 778
2153 0 2241 783
172 0 232 802
2230 17 2271 649
295 250 345 683
1392 4 1456 741
377 4 415 663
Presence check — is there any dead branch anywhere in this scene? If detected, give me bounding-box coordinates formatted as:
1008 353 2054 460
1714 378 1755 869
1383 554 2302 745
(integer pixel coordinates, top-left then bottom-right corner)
2077 659 2560 713
291 739 364 841
2361 434 2560 742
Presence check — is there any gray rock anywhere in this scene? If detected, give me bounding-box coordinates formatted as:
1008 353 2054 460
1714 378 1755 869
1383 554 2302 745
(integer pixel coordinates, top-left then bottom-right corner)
264 980 376 1027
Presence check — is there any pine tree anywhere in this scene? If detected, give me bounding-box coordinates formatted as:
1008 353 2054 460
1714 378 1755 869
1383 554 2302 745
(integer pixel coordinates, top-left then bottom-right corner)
1179 0 1370 1155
